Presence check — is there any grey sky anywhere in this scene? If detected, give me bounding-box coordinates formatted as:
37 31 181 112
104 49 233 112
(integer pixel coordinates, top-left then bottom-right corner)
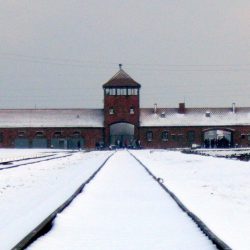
0 0 249 108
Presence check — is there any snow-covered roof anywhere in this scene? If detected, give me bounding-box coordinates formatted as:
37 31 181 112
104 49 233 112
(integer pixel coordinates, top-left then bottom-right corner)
0 109 104 128
140 108 250 127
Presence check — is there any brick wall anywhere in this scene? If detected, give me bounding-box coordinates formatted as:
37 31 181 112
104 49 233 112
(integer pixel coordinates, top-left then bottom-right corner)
0 127 104 149
139 126 250 148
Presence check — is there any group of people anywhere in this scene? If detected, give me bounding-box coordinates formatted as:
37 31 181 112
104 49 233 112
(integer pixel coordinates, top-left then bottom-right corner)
204 136 231 148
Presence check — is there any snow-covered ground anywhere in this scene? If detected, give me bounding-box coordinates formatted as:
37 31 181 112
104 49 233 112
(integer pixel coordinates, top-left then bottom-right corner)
0 149 112 250
132 150 250 250
0 148 59 163
2 149 250 249
193 147 250 157
28 151 215 250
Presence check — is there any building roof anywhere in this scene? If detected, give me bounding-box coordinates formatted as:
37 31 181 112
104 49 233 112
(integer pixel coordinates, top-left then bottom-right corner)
0 109 104 128
140 107 250 127
1 107 250 129
103 68 141 88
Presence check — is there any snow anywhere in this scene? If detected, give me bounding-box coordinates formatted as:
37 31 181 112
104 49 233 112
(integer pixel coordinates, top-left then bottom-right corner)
28 151 215 250
1 107 250 128
140 107 250 126
0 149 112 250
193 148 250 157
0 109 103 128
2 149 250 249
132 150 250 250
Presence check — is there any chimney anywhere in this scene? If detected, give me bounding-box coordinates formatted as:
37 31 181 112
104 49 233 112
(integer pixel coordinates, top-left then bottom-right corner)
232 102 236 113
178 103 185 114
205 111 211 117
154 103 157 114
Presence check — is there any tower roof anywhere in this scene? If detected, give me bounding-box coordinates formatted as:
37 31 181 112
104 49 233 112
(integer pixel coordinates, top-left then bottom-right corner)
103 66 141 88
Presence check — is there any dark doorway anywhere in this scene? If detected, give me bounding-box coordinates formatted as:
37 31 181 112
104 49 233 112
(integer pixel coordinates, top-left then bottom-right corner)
110 123 135 148
203 129 233 148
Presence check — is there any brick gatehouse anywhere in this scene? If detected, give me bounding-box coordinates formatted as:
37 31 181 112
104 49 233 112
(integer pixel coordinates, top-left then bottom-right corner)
0 65 250 149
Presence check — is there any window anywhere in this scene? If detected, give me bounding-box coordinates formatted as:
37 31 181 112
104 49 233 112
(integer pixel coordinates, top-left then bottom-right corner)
131 88 138 95
73 131 81 137
109 107 114 115
171 134 176 141
105 89 110 95
117 88 121 95
36 131 44 137
177 134 184 142
241 134 246 139
160 112 166 118
130 107 135 114
18 131 26 137
0 132 3 143
248 135 250 141
109 88 116 95
146 131 153 142
127 88 132 95
161 131 168 141
54 131 62 138
121 88 127 95
187 131 195 142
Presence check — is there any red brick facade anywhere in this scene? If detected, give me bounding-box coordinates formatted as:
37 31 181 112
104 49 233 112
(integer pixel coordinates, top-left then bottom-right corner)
0 128 103 149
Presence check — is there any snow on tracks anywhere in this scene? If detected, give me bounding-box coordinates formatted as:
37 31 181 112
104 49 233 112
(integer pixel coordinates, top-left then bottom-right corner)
29 151 216 250
0 150 113 250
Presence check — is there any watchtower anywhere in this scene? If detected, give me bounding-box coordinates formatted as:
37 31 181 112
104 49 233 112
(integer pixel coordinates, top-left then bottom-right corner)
103 64 141 147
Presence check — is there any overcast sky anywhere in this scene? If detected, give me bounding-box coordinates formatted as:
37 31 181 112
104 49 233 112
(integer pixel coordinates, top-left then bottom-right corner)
0 0 249 108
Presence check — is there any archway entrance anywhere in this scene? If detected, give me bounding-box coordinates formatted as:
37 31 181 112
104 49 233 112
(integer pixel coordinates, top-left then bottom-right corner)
203 129 233 148
110 123 135 148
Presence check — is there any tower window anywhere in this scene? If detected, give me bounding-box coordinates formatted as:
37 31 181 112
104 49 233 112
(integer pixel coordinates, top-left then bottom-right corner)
109 107 114 115
106 88 116 95
132 89 138 95
130 107 135 114
105 89 110 95
121 88 127 95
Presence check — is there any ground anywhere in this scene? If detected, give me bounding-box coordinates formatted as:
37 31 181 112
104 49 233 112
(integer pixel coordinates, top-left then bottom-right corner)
1 149 250 249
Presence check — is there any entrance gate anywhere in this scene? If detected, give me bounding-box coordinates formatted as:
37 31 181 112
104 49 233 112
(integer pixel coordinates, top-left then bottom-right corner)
203 129 233 148
110 123 135 148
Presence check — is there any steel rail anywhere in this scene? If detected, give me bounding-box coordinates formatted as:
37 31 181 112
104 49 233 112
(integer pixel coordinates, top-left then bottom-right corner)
11 152 114 250
0 154 73 171
129 151 232 250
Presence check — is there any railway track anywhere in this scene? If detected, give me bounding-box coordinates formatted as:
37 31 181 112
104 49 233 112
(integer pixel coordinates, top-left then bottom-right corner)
0 153 73 171
129 151 232 250
12 152 114 250
12 150 231 250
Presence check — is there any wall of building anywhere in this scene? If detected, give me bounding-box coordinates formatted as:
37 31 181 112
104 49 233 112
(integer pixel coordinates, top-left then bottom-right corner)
104 94 140 145
0 127 104 149
139 126 250 148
